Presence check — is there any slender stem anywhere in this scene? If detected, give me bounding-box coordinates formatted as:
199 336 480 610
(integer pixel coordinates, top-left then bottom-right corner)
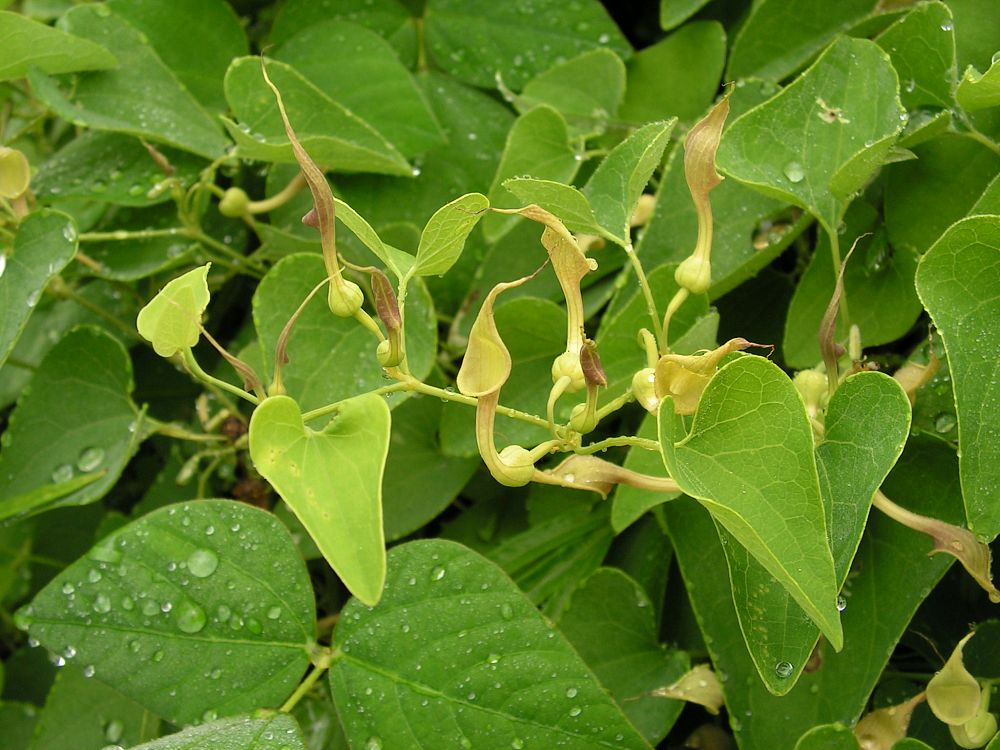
247 172 306 214
279 653 334 713
622 241 664 348
80 227 188 242
529 439 563 462
407 380 551 430
148 420 228 443
546 376 571 438
577 436 660 455
49 281 141 341
300 381 410 422
197 453 224 498
73 251 105 272
182 349 260 405
660 287 689 355
596 390 636 421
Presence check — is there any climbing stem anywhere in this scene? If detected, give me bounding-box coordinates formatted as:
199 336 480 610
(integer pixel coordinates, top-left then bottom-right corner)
622 241 663 348
182 349 259 405
280 648 336 713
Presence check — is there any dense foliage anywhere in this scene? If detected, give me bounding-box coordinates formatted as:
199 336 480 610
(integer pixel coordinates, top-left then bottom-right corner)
0 0 998 748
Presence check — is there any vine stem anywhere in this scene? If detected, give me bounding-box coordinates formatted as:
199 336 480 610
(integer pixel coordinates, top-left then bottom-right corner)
622 241 664 348
182 349 259 405
576 436 660 454
280 648 337 713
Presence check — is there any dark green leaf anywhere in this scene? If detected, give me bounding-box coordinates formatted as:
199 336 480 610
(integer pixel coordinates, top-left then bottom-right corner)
660 0 712 31
0 703 37 750
875 1 956 110
0 9 116 81
19 500 315 726
793 723 859 749
128 714 306 750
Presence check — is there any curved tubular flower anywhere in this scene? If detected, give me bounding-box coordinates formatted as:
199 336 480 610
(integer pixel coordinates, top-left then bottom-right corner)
654 338 759 415
537 454 680 498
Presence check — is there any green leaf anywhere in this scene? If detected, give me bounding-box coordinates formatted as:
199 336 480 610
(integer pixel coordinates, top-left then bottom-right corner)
18 500 315 725
875 1 956 110
0 210 77 369
957 57 1000 110
28 5 229 159
558 568 690 746
718 36 904 238
81 205 199 281
423 0 631 89
502 178 605 237
663 434 957 747
726 0 878 81
136 264 210 357
413 192 489 277
127 714 306 750
915 215 1000 539
793 723 859 750
0 703 36 750
660 0 712 31
106 0 248 114
484 106 581 243
610 417 680 533
328 539 649 749
0 9 116 81
276 19 443 157
658 355 842 649
516 49 626 138
885 133 1000 256
0 327 139 522
619 22 726 125
783 202 922 368
382 394 479 541
27 663 156 750
252 254 434 412
250 394 391 605
223 57 411 175
720 372 911 693
32 131 205 207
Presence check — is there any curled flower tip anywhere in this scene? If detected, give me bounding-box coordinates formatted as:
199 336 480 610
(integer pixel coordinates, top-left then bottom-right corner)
370 269 401 332
927 632 981 726
580 339 607 387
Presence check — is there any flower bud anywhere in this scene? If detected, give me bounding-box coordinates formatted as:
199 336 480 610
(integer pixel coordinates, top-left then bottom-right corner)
327 279 364 317
674 254 711 295
551 351 586 392
218 187 250 217
569 402 597 434
794 369 829 418
495 444 536 487
632 368 659 413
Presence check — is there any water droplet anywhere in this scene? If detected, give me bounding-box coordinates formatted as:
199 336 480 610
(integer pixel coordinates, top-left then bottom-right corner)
187 549 219 578
216 604 231 622
152 649 164 662
783 161 805 183
365 737 383 750
266 606 282 620
774 661 794 678
569 706 582 717
246 617 262 634
836 595 847 612
566 687 578 698
175 601 207 634
487 653 500 664
82 664 95 677
77 446 105 472
511 740 525 749
430 565 446 581
63 645 76 659
93 594 112 613
940 19 953 31
52 464 74 483
62 224 77 243
62 582 76 595
88 569 103 583
500 603 514 620
935 412 956 433
0 253 6 280
209 667 222 679
142 600 159 616
202 709 218 723
904 78 916 93
104 719 124 743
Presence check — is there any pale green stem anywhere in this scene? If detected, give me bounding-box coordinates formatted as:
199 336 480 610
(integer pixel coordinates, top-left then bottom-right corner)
547 376 572 438
182 349 260 405
147 420 228 443
280 650 335 713
80 228 188 242
247 172 306 214
622 241 664 348
529 439 563 462
576 436 660 454
660 288 690 354
300 381 410 423
596 390 636 421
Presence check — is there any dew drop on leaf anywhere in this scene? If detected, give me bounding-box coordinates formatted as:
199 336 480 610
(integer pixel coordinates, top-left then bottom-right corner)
774 661 794 678
51 464 74 483
61 582 75 595
365 737 383 750
934 412 956 433
88 569 102 583
82 664 95 677
500 603 514 620
569 706 582 717
940 19 953 30
76 447 105 472
93 594 112 613
566 687 578 698
266 606 282 620
187 549 219 578
142 600 159 616
512 739 525 749
783 162 805 183
836 595 847 612
175 600 207 634
245 617 262 634
104 719 124 743
430 565 446 581
152 649 164 662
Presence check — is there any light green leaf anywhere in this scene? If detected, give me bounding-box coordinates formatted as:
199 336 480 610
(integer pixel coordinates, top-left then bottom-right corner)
424 0 631 89
502 178 605 238
336 196 415 279
658 355 842 649
106 0 247 114
484 106 581 243
663 434 957 747
276 19 443 157
558 568 689 746
793 724 858 750
915 215 1000 539
223 57 410 175
0 9 116 81
516 49 626 138
720 372 911 694
875 1 956 110
660 0 712 31
328 539 649 749
783 201 922 368
250 394 390 605
27 664 155 750
382 394 479 541
619 22 726 125
0 210 77 369
958 58 1000 110
885 133 1000 256
252 254 434 412
32 131 205 207
18 500 315 725
413 192 489 277
28 5 229 159
726 0 878 82
0 327 139 522
136 264 210 357
127 714 306 750
718 37 904 238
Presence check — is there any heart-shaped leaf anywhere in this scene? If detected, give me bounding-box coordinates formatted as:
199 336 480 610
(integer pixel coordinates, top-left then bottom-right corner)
136 264 210 357
658 355 842 649
0 9 117 81
249 393 391 605
17 500 315 725
412 192 489 277
328 539 649 749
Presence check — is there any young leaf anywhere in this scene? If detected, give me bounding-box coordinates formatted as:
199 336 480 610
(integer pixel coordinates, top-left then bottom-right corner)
0 9 117 81
0 327 140 522
658 355 843 649
0 210 78 369
718 36 905 240
249 393 391 606
412 192 489 277
957 57 1000 110
915 215 1000 539
502 178 607 238
328 539 649 749
136 264 211 357
125 714 306 750
17 500 315 725
875 1 956 111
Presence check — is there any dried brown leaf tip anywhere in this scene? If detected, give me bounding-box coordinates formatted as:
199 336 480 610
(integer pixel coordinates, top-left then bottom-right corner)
259 59 363 317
